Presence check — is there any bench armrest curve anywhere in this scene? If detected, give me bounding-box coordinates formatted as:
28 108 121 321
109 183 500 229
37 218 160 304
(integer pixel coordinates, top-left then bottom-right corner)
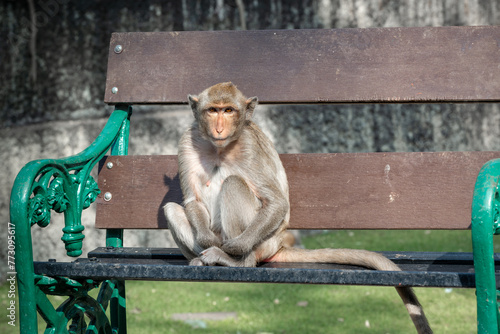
10 105 131 257
471 158 500 333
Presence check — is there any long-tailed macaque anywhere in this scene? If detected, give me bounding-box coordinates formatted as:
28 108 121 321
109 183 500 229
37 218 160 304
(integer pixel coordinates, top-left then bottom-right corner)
164 82 432 334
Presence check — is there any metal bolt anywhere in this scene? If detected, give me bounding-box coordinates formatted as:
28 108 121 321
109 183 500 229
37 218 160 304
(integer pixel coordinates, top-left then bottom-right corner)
114 45 123 54
111 87 118 94
106 162 114 169
89 257 98 262
104 192 112 201
48 258 56 263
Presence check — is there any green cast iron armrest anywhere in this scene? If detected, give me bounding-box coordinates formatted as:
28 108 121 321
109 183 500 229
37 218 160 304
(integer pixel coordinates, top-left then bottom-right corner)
472 158 500 334
9 105 131 334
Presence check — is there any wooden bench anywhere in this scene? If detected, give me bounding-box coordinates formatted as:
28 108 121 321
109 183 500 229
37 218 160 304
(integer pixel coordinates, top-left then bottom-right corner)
10 26 500 333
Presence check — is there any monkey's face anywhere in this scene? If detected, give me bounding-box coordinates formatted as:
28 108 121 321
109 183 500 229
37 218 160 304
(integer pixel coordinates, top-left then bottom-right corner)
199 103 244 148
188 82 257 149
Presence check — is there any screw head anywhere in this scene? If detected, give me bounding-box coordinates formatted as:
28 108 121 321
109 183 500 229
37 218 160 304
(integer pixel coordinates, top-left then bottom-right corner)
106 162 114 169
114 45 123 54
104 192 112 201
111 87 118 94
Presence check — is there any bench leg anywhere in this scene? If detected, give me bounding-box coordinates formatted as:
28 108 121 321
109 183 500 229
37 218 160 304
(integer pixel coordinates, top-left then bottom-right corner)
106 104 131 333
472 158 500 334
106 229 127 332
108 279 127 334
15 226 38 333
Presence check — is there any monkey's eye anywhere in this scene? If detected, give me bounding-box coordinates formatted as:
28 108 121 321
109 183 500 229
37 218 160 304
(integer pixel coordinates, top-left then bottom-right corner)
207 107 217 113
224 108 234 113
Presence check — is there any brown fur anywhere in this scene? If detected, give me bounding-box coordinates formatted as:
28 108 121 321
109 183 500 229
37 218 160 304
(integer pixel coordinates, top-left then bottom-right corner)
164 82 432 333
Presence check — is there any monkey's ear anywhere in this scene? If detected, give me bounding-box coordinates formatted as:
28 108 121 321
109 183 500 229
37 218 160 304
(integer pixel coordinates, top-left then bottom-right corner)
245 97 258 120
188 95 199 110
188 95 200 119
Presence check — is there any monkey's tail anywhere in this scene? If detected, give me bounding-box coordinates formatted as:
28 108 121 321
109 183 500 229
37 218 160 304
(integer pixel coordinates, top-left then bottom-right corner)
267 247 433 334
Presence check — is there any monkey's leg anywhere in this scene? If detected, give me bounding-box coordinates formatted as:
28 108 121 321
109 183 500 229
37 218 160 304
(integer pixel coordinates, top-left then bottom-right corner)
200 175 260 267
163 202 204 261
184 200 223 249
219 175 260 240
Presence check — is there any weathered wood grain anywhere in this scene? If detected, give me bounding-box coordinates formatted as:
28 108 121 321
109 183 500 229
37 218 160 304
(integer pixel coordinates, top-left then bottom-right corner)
95 152 500 230
104 26 500 105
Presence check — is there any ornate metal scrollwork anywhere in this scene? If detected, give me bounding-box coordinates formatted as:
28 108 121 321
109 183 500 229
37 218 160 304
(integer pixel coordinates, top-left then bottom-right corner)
83 176 101 210
48 177 70 213
11 105 132 333
35 275 99 296
62 295 112 334
35 275 112 333
25 165 102 256
28 190 52 228
28 173 72 227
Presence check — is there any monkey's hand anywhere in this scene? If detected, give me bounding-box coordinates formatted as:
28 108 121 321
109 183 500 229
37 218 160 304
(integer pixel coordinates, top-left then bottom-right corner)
196 231 223 250
221 236 252 256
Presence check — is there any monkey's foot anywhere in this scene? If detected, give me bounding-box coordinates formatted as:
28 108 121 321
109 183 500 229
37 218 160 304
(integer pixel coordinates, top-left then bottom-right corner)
189 257 205 266
199 246 236 266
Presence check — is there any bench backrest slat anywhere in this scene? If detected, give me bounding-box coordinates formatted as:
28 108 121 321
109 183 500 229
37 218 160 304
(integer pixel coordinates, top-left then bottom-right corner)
104 26 500 105
95 151 500 230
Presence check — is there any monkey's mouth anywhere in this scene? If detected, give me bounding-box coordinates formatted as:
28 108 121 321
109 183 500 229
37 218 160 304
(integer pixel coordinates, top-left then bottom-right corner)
210 135 230 142
210 136 232 147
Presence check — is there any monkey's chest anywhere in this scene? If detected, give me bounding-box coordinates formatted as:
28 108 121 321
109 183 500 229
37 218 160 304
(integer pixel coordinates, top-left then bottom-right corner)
198 165 230 215
200 169 226 200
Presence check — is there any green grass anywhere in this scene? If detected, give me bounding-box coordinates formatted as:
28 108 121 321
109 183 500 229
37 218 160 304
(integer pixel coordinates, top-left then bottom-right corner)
1 230 481 333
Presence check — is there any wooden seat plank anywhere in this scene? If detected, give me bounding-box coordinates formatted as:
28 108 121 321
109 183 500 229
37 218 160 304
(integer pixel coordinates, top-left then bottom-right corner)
95 151 500 230
36 246 500 287
33 255 488 288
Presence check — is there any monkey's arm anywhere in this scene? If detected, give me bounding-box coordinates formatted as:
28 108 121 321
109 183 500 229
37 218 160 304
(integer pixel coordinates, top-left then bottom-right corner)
185 200 222 249
179 152 222 250
221 185 289 256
